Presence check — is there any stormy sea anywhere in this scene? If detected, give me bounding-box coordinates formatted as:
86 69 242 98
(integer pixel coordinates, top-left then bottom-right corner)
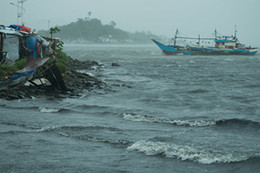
1 44 260 173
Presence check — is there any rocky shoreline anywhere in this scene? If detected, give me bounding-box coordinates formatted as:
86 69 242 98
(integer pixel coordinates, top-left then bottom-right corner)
0 59 107 100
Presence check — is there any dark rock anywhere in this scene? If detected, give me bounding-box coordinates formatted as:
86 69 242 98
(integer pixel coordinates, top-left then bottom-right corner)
7 94 20 100
111 63 120 67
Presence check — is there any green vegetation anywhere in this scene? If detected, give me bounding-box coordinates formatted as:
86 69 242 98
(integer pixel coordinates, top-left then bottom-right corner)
42 49 71 74
55 49 72 74
0 58 27 78
38 17 161 43
0 65 17 76
15 58 27 69
46 26 71 74
55 60 66 74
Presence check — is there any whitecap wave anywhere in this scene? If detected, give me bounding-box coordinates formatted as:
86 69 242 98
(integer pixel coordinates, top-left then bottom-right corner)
39 107 61 113
123 113 215 127
77 70 95 77
127 140 250 164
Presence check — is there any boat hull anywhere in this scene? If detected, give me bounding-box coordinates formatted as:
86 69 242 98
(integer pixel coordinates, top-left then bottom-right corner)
152 39 258 55
10 57 50 85
0 57 49 86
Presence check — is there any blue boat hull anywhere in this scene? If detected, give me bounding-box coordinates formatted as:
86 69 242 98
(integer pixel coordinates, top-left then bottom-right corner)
0 57 49 86
152 39 258 55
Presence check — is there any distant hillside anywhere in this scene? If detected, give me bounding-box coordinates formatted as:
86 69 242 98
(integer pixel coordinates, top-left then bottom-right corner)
38 17 162 43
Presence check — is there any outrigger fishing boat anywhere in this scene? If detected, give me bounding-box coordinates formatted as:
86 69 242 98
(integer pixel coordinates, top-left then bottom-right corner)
152 28 258 55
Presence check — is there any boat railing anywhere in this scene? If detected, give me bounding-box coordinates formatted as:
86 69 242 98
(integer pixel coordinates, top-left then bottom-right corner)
176 36 215 40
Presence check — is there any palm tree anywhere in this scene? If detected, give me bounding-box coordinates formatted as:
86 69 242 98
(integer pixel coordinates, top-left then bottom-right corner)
49 27 60 39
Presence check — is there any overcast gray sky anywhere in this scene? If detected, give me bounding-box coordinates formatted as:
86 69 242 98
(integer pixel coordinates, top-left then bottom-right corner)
1 0 260 45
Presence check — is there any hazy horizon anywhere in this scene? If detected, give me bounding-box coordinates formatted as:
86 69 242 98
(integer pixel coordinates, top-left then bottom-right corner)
1 0 260 46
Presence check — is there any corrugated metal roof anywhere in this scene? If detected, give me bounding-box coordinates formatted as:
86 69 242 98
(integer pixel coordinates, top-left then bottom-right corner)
0 28 23 36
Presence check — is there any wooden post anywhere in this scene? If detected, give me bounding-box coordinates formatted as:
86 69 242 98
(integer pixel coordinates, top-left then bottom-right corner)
0 33 3 63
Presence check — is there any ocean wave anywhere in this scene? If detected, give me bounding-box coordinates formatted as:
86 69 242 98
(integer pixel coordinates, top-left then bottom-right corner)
127 140 256 164
216 118 260 129
0 104 6 107
40 125 121 133
2 105 39 111
39 107 74 113
39 125 131 145
77 70 94 75
123 113 260 129
0 130 31 135
74 104 109 110
187 89 209 94
0 122 41 130
39 107 62 113
246 156 260 163
74 134 131 145
123 113 216 127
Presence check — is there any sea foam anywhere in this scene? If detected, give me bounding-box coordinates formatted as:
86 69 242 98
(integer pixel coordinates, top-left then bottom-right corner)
128 140 250 164
39 107 61 113
123 113 216 127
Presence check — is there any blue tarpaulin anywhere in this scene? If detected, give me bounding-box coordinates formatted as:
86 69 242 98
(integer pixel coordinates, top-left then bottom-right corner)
25 36 42 58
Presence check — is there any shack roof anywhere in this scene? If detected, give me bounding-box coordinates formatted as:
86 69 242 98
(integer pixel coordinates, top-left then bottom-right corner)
0 28 23 36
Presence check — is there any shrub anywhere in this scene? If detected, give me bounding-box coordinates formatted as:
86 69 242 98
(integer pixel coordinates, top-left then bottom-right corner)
0 65 18 77
55 60 66 73
55 50 71 74
15 58 27 70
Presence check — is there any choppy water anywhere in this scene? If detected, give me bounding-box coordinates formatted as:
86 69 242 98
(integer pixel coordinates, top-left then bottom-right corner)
1 44 260 173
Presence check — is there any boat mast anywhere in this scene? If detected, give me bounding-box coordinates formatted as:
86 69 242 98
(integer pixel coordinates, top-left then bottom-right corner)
174 28 178 46
234 25 237 40
233 25 239 45
197 34 200 46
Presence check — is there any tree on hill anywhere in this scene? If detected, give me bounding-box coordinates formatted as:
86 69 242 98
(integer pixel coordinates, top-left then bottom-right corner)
38 17 161 43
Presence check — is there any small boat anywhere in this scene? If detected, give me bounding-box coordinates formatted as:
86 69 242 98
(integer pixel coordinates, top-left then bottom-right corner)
9 57 49 85
152 28 258 55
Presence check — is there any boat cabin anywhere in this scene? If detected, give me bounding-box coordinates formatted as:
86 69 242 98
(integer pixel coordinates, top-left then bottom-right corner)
214 38 236 49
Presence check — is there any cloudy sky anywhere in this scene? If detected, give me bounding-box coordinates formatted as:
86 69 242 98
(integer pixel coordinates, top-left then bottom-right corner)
1 0 260 45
